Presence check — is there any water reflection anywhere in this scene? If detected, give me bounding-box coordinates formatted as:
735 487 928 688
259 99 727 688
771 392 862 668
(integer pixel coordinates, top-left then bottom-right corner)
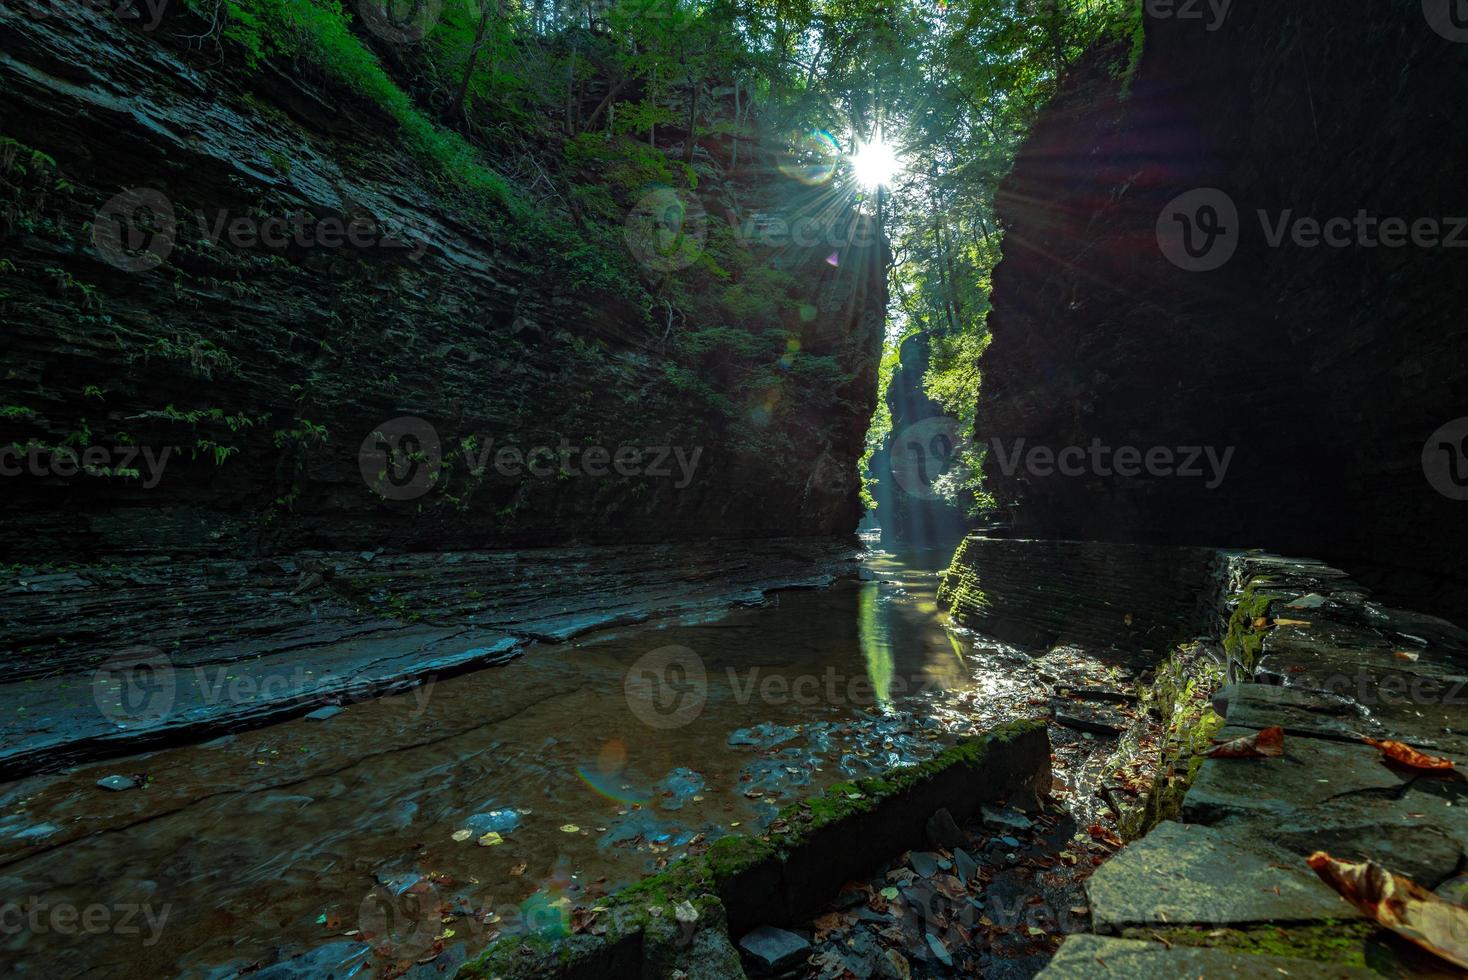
1 546 1028 978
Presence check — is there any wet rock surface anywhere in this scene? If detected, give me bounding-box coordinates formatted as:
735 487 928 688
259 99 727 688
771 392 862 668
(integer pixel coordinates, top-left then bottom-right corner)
0 4 884 562
1041 935 1379 979
1045 552 1468 976
0 538 858 777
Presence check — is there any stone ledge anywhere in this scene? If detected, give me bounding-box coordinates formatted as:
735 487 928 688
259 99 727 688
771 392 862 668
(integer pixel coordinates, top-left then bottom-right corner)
1050 550 1468 975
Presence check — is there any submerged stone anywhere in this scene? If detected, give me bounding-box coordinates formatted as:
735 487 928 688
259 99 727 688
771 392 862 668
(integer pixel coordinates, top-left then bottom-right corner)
953 848 978 885
96 774 137 791
981 805 1034 834
925 807 966 849
909 851 940 878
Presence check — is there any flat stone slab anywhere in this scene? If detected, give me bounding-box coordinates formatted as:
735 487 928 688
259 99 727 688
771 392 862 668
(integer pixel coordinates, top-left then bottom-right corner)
1185 726 1468 886
1184 725 1408 823
1037 934 1378 979
1085 821 1360 931
1216 680 1468 772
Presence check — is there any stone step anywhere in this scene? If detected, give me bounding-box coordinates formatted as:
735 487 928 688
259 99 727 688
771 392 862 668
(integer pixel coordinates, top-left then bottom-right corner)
1084 821 1361 932
1183 724 1468 888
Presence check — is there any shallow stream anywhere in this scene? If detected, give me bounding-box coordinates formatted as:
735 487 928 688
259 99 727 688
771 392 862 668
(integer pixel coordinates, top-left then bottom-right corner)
0 546 1138 978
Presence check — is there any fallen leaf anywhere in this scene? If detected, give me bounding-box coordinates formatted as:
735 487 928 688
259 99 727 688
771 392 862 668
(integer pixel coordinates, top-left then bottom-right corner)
1308 852 1468 968
560 824 580 834
1273 617 1311 627
509 862 527 877
1204 725 1285 759
811 911 845 941
476 832 504 847
1395 650 1421 662
1362 738 1454 772
451 829 472 842
570 908 600 934
880 886 900 901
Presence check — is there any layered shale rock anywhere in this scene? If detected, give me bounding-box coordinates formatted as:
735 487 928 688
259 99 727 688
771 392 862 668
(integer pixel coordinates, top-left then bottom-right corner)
0 4 885 558
977 0 1468 622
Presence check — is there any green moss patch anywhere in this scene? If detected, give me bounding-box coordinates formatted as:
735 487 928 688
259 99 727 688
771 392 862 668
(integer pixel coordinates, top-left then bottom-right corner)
1123 920 1378 968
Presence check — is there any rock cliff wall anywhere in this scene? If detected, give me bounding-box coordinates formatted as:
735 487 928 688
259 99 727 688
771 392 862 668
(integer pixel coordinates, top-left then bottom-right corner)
977 1 1468 622
0 4 885 558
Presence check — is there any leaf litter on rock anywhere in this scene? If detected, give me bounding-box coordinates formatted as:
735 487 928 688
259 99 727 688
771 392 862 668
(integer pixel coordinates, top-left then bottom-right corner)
1309 851 1468 969
1203 725 1284 758
1361 736 1455 772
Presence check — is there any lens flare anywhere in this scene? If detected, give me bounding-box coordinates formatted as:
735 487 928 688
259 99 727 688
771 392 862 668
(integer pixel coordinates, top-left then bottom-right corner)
779 130 842 185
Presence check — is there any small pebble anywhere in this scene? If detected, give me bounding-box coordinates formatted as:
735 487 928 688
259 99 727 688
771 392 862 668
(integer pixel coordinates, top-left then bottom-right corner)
96 775 137 791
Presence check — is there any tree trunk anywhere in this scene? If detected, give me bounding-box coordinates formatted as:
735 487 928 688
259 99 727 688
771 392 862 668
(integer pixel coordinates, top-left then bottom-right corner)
682 80 700 164
450 0 496 121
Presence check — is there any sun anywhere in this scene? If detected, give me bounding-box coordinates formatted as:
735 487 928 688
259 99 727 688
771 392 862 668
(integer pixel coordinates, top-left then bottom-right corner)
850 139 901 189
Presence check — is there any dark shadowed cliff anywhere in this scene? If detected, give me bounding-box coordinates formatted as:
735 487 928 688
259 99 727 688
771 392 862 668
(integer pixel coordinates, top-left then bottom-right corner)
977 1 1468 621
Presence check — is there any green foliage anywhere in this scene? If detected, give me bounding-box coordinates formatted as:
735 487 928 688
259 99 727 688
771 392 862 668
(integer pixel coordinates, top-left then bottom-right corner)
195 0 519 212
